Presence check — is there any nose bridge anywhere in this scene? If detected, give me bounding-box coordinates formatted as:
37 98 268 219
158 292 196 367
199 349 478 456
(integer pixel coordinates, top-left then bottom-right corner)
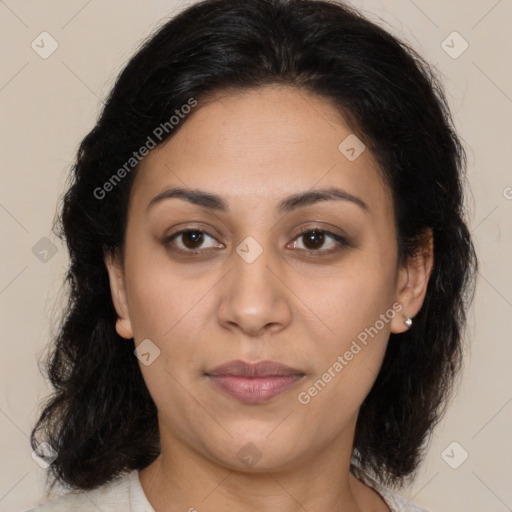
232 232 277 292
216 230 291 335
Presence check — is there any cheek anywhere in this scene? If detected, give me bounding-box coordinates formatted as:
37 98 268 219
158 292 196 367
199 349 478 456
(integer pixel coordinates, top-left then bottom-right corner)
297 296 392 433
296 263 395 402
124 254 216 383
304 261 395 343
124 249 202 341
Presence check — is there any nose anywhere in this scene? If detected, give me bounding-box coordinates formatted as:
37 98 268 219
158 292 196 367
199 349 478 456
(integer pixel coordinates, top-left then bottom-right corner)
217 235 292 337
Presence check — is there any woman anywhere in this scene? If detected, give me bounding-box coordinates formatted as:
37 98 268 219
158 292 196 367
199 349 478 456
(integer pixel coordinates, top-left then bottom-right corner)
28 0 478 510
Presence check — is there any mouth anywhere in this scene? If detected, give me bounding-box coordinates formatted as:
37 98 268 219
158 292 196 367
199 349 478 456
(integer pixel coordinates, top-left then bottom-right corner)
205 360 306 404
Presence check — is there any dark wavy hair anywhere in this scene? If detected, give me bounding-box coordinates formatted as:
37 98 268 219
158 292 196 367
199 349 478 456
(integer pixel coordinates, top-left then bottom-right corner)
31 0 478 494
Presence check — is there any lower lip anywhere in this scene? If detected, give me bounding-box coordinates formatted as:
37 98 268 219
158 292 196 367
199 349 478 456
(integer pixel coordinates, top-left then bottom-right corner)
207 375 304 404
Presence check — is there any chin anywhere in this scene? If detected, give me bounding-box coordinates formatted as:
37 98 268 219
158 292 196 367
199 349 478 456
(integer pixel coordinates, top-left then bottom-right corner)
198 429 311 473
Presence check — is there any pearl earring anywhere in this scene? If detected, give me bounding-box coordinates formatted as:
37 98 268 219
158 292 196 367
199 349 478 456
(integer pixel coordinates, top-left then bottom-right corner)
404 316 413 328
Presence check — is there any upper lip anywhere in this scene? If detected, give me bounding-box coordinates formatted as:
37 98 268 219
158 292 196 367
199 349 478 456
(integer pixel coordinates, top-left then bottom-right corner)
205 360 305 378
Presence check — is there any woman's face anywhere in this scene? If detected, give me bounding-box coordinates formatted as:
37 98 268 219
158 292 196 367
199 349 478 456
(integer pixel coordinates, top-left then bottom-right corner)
106 85 427 472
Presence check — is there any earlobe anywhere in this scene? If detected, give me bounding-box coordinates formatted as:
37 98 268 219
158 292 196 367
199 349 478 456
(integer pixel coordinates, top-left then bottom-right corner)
391 229 434 334
104 250 134 340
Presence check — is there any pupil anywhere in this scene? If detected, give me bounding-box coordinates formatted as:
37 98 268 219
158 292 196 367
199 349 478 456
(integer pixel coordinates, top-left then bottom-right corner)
183 230 203 248
304 230 324 250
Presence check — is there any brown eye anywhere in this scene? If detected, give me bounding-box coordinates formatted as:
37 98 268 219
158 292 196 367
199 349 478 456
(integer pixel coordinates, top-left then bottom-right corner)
181 230 205 249
165 227 348 257
302 230 326 250
290 229 347 254
166 229 221 253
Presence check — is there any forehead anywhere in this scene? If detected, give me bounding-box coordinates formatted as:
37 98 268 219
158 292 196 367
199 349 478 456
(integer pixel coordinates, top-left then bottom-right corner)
130 85 393 220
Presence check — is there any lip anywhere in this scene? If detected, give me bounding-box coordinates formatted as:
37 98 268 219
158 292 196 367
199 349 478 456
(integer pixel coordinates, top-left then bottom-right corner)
205 360 305 404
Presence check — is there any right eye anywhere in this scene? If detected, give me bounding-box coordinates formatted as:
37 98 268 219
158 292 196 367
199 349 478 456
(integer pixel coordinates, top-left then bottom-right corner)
165 228 224 254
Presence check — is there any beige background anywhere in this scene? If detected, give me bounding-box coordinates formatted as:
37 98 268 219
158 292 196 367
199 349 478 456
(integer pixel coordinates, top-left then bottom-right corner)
1 1 511 511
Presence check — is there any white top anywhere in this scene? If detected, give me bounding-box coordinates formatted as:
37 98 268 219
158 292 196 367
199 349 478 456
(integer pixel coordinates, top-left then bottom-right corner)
26 469 432 511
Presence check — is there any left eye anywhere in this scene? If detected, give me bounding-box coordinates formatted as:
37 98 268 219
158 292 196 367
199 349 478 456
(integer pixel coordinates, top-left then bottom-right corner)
289 229 347 254
165 228 347 255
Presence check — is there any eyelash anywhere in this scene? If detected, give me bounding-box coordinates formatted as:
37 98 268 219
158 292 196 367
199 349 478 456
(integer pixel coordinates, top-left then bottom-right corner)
164 227 349 257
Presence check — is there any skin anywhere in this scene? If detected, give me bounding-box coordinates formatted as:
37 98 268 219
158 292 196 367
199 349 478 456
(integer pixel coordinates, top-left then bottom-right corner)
105 84 433 512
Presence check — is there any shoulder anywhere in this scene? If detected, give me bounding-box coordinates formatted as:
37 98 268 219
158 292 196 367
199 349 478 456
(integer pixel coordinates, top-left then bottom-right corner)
25 471 133 512
351 464 434 512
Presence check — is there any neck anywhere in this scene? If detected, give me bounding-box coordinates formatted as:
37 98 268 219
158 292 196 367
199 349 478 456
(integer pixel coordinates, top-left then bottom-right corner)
138 428 389 512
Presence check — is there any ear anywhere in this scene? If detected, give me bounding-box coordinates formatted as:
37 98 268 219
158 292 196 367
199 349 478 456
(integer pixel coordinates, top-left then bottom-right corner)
104 249 134 340
390 228 434 334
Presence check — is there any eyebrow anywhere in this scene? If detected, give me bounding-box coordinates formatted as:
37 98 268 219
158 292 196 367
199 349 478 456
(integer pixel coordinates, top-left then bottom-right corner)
147 186 369 214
